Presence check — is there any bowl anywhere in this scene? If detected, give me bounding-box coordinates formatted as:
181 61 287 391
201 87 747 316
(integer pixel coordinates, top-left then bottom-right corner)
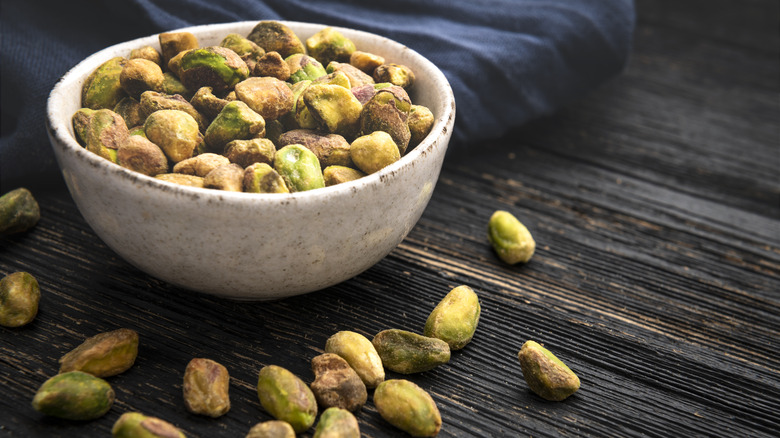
46 20 455 300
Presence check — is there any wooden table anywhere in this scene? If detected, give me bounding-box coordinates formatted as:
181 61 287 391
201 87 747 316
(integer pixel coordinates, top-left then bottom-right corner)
2 0 778 436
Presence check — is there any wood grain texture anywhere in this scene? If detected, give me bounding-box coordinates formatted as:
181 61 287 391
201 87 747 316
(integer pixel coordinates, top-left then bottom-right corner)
2 0 778 436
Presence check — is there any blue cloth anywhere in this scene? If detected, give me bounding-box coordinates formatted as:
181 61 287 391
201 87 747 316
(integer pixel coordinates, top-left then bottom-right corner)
0 0 635 190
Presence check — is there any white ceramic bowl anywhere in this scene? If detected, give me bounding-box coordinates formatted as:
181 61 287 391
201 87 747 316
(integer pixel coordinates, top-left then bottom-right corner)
46 21 455 300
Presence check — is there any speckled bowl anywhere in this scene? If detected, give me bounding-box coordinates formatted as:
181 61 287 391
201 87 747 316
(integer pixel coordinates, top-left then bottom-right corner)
46 21 455 300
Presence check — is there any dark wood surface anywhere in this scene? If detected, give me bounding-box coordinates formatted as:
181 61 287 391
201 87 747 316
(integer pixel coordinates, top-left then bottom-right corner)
2 0 778 436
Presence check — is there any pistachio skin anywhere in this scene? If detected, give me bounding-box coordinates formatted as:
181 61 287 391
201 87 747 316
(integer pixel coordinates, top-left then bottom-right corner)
32 371 115 421
360 86 412 154
312 407 360 438
85 109 129 163
424 285 481 351
349 131 400 174
245 421 296 438
247 21 305 59
310 353 367 412
59 328 139 378
374 379 442 437
204 163 245 192
256 365 318 433
72 108 97 146
517 340 581 401
113 97 145 129
204 100 265 153
326 62 375 88
0 188 40 236
190 86 231 120
306 27 356 66
0 271 40 327
112 412 186 438
243 163 289 194
488 210 536 264
183 358 231 418
324 331 384 389
274 144 325 192
278 129 351 168
372 329 451 374
254 51 291 81
82 57 128 110
117 135 169 177
225 138 276 168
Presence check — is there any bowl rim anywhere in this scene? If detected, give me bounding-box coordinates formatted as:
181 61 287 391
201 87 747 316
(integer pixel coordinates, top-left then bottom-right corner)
46 20 456 204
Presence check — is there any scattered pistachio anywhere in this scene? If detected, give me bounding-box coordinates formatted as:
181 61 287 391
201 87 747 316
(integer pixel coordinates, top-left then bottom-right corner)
204 163 245 192
306 27 356 66
424 285 480 350
517 340 580 401
246 421 296 438
323 165 365 187
243 163 289 194
32 371 114 421
374 379 441 437
82 57 128 110
278 129 352 168
350 131 400 174
247 21 305 59
256 365 318 433
373 63 415 89
488 210 536 264
112 412 186 438
274 144 325 192
0 271 40 327
0 188 40 235
310 353 367 412
324 331 384 389
117 135 169 176
312 407 360 438
59 328 139 377
144 109 202 163
372 329 450 374
183 358 231 417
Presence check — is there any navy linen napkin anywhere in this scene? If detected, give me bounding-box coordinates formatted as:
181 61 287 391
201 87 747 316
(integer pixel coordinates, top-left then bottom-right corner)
0 0 635 191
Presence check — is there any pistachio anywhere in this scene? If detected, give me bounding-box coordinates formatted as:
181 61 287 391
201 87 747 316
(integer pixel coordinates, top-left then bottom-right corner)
72 108 97 146
350 84 377 106
278 129 351 168
349 51 385 75
247 21 305 59
349 131 400 174
112 412 186 438
253 51 291 81
273 144 325 192
0 188 40 236
59 328 139 377
303 84 363 138
190 86 231 120
113 97 145 130
138 91 208 131
159 31 199 67
360 86 412 154
82 57 128 110
323 166 365 186
120 58 165 100
487 210 536 264
373 63 415 89
517 340 580 401
310 353 367 412
130 46 162 67
243 163 289 194
234 77 294 120
32 371 114 421
0 271 40 327
324 331 384 389
312 71 351 89
204 100 265 153
179 46 249 94
374 379 441 437
225 138 275 168
166 49 191 79
204 163 245 192
161 72 191 99
117 135 169 176
85 109 129 163
325 62 375 88
424 285 480 350
264 119 285 146
220 33 265 70
312 407 360 438
155 173 205 188
372 329 450 374
256 365 318 433
173 153 230 177
183 358 231 417
306 27 356 66
286 54 327 83
407 104 435 148
246 421 296 438
284 80 318 130
144 109 202 163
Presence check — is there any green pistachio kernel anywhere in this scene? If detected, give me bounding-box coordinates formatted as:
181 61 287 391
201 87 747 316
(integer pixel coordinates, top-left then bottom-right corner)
373 63 416 89
243 163 289 194
85 109 129 163
350 131 400 174
0 271 40 327
286 54 327 83
32 371 115 421
190 86 230 120
274 144 325 192
247 21 305 59
278 129 352 168
326 62 375 88
372 329 451 374
0 188 40 236
59 328 139 378
488 210 536 264
424 285 481 350
374 379 442 437
303 84 363 138
408 104 435 148
72 108 97 146
256 365 318 433
225 138 276 168
220 33 265 65
161 72 191 99
204 100 265 153
324 331 385 389
306 27 356 66
112 412 186 438
139 91 208 131
82 57 128 110
517 340 580 401
312 407 360 438
113 97 144 130
180 46 250 94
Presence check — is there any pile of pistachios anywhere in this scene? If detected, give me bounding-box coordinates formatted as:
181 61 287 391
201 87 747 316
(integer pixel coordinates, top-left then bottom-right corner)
72 21 436 193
